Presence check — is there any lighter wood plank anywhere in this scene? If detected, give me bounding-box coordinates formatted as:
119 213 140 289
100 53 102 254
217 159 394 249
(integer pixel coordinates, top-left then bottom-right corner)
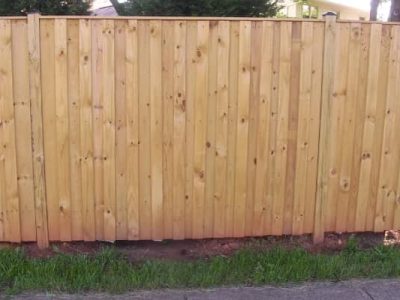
233 21 251 237
115 20 128 240
102 19 116 241
138 21 152 239
79 19 96 241
12 20 36 241
68 19 83 241
0 19 21 242
28 14 49 247
213 21 230 238
355 24 382 231
224 21 239 237
184 21 197 239
126 20 140 240
40 19 59 241
271 21 291 236
244 21 262 236
91 20 104 241
253 21 273 236
204 21 218 238
314 15 336 243
292 22 313 235
172 20 186 239
284 21 300 235
54 19 72 241
192 21 209 239
149 20 163 240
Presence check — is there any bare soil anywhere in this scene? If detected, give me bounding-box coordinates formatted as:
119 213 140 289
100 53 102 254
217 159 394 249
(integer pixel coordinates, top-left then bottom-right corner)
2 231 399 262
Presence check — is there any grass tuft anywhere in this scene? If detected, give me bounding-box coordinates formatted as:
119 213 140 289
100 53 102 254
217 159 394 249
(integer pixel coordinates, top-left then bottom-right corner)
0 242 399 294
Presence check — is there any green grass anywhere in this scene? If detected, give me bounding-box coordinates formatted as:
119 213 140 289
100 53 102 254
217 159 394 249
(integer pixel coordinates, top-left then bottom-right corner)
0 240 399 294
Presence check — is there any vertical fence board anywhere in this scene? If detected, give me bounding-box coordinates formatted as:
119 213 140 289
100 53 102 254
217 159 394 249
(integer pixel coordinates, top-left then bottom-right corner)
12 20 36 241
192 21 209 239
172 20 186 239
138 21 152 240
149 20 163 240
115 20 128 240
91 20 104 240
213 21 230 238
79 19 96 241
54 19 72 241
0 19 21 242
102 19 116 241
126 20 140 240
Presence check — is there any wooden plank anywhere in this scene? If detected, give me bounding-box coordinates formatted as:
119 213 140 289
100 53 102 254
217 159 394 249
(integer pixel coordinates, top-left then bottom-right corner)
172 20 186 239
12 19 36 241
68 19 83 241
233 21 251 237
284 21 301 235
54 19 72 241
325 23 350 232
161 20 175 239
213 20 230 238
91 20 104 241
102 19 116 241
28 14 48 247
376 25 400 231
192 21 209 239
115 20 128 240
264 22 281 235
126 20 140 240
244 21 262 236
79 19 96 241
355 24 382 231
204 21 218 238
0 19 21 242
40 19 59 241
253 21 273 236
303 22 324 233
333 23 361 233
292 22 313 235
366 25 390 231
346 24 370 232
184 21 196 239
271 21 291 236
138 20 152 239
149 20 163 240
314 15 336 243
225 21 239 237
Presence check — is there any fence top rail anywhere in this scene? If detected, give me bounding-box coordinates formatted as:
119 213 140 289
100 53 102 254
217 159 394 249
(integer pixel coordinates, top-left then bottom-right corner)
1 15 399 25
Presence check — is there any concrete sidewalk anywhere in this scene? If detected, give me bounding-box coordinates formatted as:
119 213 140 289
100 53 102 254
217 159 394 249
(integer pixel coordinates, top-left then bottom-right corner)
12 279 400 299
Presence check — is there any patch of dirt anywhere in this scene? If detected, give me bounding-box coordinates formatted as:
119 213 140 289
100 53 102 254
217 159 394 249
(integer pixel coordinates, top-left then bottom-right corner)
1 231 398 262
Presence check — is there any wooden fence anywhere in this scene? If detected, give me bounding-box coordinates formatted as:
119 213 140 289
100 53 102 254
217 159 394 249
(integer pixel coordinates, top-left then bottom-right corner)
0 14 399 247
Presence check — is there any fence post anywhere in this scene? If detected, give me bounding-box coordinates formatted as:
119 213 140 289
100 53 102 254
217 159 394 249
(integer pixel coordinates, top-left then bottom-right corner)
28 13 49 248
313 12 337 244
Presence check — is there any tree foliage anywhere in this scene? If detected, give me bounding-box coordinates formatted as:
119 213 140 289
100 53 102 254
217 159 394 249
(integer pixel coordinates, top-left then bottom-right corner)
0 0 91 16
110 0 280 17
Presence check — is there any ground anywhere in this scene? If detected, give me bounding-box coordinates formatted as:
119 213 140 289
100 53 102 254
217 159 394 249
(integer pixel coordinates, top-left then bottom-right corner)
15 231 399 262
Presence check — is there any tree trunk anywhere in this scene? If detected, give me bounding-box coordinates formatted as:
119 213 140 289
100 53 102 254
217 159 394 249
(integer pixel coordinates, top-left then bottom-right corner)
370 0 379 21
390 0 400 21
